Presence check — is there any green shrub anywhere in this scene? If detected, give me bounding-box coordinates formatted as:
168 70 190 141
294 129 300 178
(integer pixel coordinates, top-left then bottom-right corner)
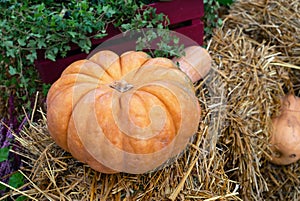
0 0 182 119
203 0 234 40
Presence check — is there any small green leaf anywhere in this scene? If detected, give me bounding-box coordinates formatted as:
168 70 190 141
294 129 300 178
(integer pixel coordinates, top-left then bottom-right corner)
217 18 223 26
37 3 45 12
173 37 179 44
17 38 26 46
28 39 37 47
8 66 18 75
37 39 46 49
42 83 51 96
121 23 132 31
16 196 27 201
0 147 10 162
217 0 233 5
0 183 6 191
46 52 56 61
4 41 13 47
157 23 164 29
68 31 77 38
8 172 24 189
6 48 17 58
94 33 107 39
26 51 37 63
86 26 93 33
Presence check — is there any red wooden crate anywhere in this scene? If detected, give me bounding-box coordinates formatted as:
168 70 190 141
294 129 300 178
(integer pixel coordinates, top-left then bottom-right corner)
151 0 204 45
35 0 204 84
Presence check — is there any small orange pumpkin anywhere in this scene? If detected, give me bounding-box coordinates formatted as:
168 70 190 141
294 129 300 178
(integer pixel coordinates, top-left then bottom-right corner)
172 46 212 83
47 49 203 174
270 94 300 165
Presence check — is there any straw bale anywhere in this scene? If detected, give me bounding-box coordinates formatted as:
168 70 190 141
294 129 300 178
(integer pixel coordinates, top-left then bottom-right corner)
216 1 300 200
224 0 300 65
209 27 298 200
1 103 240 200
224 0 300 95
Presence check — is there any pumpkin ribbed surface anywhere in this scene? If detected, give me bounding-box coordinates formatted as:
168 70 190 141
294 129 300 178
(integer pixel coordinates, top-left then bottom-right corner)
47 50 201 174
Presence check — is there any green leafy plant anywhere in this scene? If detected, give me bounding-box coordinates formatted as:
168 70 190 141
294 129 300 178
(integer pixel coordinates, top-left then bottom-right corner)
203 0 235 40
0 121 24 199
135 28 185 58
0 147 10 163
0 0 181 118
0 171 24 191
0 170 25 201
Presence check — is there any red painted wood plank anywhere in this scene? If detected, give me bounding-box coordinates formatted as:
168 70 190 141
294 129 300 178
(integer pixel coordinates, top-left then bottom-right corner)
151 0 204 25
173 19 204 45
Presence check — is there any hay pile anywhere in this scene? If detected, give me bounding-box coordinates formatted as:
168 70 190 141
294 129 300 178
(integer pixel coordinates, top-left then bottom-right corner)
1 0 300 200
224 0 300 95
208 29 289 200
224 0 300 65
3 100 240 200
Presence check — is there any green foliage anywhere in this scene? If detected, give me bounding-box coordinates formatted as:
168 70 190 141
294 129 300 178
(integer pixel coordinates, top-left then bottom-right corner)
8 172 24 189
0 146 18 192
118 4 185 58
0 0 180 118
0 0 141 63
0 147 10 162
135 28 185 58
217 0 234 5
0 171 25 200
0 0 171 63
203 0 235 40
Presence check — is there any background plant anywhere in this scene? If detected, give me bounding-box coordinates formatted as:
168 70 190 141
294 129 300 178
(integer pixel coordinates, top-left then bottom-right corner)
203 0 234 40
0 95 24 200
0 0 182 117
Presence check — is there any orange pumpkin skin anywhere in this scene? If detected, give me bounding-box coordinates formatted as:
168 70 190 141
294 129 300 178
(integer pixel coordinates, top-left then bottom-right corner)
172 46 212 83
47 50 201 174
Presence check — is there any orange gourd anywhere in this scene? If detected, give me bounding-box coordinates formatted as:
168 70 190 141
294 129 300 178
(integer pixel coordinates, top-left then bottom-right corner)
270 94 300 165
46 49 205 174
172 46 212 83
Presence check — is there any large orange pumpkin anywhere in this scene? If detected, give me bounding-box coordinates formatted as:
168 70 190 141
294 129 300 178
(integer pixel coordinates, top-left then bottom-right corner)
47 49 202 174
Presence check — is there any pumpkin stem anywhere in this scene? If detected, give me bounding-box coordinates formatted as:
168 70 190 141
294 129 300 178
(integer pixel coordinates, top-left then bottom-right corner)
109 80 133 93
